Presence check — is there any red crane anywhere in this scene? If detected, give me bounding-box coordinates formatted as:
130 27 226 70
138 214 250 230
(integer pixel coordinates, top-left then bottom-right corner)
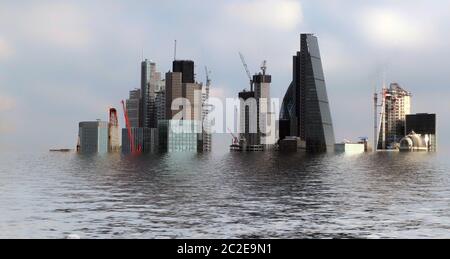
227 128 239 145
121 100 135 154
109 108 118 127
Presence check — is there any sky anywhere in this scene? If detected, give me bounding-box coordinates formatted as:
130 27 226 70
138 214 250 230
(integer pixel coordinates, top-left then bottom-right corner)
0 0 449 151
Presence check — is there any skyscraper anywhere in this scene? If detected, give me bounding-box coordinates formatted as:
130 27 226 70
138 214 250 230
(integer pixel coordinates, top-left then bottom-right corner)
165 72 183 120
161 60 206 153
280 34 335 152
377 83 411 150
155 86 166 124
173 60 195 84
236 64 275 151
140 60 161 128
126 89 140 128
238 90 259 151
253 64 276 147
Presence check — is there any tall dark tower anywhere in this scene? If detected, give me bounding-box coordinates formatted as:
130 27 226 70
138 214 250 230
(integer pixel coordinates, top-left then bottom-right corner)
173 60 195 84
280 34 335 152
140 60 161 128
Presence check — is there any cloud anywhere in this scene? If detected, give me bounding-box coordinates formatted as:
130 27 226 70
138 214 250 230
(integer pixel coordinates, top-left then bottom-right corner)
225 0 303 31
359 8 433 49
22 3 92 49
0 37 14 60
0 94 16 112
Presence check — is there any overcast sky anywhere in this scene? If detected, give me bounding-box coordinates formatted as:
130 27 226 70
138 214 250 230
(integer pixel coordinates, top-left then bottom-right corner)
0 0 449 151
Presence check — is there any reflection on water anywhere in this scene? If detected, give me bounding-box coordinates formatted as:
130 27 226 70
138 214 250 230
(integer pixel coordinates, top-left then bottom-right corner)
0 150 449 238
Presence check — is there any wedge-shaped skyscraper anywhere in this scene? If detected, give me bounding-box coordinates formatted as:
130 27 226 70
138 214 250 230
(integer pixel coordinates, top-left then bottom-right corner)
280 34 335 152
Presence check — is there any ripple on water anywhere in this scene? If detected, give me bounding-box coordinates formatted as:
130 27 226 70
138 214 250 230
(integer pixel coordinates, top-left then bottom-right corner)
0 151 450 238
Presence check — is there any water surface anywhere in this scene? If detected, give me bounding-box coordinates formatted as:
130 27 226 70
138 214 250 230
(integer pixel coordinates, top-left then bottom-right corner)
0 149 449 238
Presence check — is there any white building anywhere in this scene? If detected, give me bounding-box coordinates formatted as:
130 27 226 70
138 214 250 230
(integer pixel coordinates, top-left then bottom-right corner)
335 143 365 154
378 83 411 150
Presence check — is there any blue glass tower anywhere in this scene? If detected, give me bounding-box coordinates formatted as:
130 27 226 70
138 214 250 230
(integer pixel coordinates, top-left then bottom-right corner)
280 34 335 152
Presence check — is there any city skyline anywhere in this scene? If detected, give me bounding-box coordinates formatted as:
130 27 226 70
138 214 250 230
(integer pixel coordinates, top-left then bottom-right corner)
0 0 449 151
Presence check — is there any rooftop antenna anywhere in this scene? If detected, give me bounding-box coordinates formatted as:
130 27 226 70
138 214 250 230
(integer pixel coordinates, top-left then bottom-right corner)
174 40 177 61
261 60 267 75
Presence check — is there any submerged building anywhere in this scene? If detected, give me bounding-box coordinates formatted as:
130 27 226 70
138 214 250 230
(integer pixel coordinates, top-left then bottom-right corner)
121 128 158 154
78 121 109 153
279 34 335 152
140 60 162 129
405 113 437 151
108 108 120 152
126 89 141 128
399 131 432 152
158 120 199 152
160 60 207 153
237 63 276 151
377 83 411 150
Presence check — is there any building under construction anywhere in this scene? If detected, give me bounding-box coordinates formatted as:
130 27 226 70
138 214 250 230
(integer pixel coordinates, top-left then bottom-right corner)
233 54 276 151
377 83 411 150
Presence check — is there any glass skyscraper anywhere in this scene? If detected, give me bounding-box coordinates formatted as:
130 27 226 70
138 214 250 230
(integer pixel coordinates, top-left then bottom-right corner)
280 34 335 152
141 60 161 128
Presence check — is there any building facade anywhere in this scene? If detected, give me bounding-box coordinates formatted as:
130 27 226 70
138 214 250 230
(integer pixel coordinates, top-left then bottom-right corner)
165 72 183 120
378 83 411 150
121 128 158 154
78 121 109 153
158 120 198 152
140 60 162 128
253 70 276 148
236 66 276 151
173 60 195 84
160 60 207 153
155 89 166 124
399 132 431 152
108 108 120 152
238 90 260 151
126 89 141 128
405 113 436 151
280 34 335 152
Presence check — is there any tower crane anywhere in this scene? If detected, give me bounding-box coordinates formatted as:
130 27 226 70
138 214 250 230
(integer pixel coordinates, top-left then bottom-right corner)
205 66 211 100
239 52 254 91
121 100 142 154
227 128 239 146
121 100 134 154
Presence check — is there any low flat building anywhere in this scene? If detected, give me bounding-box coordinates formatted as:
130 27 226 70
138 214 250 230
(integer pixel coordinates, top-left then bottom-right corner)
78 121 109 154
279 137 301 152
335 143 365 154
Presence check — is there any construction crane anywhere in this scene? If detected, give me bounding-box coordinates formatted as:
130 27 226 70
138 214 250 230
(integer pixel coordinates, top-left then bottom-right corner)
205 66 211 100
227 128 239 146
239 52 253 91
121 100 138 154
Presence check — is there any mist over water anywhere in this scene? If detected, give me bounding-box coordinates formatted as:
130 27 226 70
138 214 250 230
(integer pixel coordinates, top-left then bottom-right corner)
1 145 449 239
